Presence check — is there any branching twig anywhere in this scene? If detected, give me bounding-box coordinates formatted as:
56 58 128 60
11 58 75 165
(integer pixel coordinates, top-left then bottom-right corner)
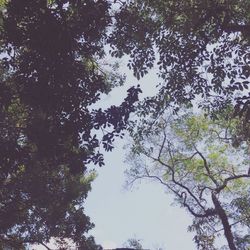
194 145 219 187
215 174 250 193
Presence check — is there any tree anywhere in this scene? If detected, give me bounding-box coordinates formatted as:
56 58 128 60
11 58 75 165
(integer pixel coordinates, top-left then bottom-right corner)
122 237 164 250
126 107 250 250
109 1 250 248
109 0 250 119
123 238 143 249
0 0 141 248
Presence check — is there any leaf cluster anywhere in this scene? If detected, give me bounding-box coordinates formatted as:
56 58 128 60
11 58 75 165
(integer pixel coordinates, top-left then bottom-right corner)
109 0 250 119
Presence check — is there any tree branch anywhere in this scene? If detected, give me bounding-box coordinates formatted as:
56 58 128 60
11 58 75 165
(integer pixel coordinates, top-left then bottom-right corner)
193 145 219 187
212 193 237 250
168 186 216 219
215 174 250 193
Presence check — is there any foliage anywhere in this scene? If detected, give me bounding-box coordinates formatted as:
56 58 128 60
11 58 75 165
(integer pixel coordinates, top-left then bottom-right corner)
110 2 250 245
123 238 143 249
123 237 165 250
110 1 250 248
126 108 250 250
0 0 141 248
109 0 250 118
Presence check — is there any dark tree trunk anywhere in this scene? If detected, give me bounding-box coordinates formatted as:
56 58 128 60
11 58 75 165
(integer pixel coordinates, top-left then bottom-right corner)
212 193 237 250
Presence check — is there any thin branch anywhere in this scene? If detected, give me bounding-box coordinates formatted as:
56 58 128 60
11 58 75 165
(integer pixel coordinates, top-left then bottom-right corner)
164 146 207 211
210 128 232 141
158 129 167 159
168 185 216 218
175 151 199 163
198 185 213 202
137 172 209 218
214 218 246 233
140 155 207 212
215 174 250 193
39 242 52 250
194 145 219 187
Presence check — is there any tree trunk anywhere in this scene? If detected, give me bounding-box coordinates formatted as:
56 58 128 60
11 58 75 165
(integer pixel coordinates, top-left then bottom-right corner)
212 193 236 250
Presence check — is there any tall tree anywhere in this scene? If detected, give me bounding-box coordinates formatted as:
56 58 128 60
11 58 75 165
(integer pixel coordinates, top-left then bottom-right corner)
109 2 250 248
126 108 250 250
0 0 141 249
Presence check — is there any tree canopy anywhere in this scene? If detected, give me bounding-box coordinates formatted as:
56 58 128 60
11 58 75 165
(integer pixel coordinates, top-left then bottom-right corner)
109 0 250 117
126 107 250 250
111 1 250 249
0 0 141 248
1 0 250 249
